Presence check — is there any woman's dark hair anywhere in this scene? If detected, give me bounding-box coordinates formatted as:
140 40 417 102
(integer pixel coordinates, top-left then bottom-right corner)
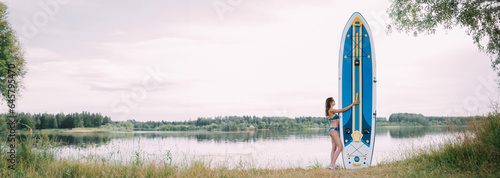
325 97 334 116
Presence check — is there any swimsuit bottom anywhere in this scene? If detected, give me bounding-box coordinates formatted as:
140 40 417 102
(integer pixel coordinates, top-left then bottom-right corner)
329 127 339 133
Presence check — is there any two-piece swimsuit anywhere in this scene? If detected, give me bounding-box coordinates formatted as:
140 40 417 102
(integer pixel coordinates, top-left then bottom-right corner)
328 114 340 133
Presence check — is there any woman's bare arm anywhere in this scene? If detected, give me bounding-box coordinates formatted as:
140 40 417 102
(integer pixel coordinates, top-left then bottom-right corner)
329 100 360 114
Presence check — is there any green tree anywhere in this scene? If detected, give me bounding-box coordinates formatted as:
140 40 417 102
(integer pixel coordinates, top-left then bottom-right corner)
0 3 27 101
0 116 4 131
387 0 499 73
17 113 34 129
376 117 387 122
61 114 75 128
74 113 83 128
56 113 64 128
122 121 134 131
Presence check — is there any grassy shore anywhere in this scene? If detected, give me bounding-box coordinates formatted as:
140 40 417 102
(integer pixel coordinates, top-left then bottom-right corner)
1 114 498 177
386 114 500 177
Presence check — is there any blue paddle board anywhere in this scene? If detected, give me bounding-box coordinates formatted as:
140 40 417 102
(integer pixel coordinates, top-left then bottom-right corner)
338 12 377 169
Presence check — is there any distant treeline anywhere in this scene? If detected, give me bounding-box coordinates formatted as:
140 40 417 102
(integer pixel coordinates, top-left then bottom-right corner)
129 116 330 131
0 112 112 131
0 111 476 132
381 113 475 126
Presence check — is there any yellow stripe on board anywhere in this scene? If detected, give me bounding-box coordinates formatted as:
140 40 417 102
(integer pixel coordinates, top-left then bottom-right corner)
355 33 357 58
359 27 362 132
351 17 364 134
352 23 355 133
357 31 360 132
351 22 356 132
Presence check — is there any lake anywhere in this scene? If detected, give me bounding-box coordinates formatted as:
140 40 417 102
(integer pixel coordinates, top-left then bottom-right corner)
21 126 457 169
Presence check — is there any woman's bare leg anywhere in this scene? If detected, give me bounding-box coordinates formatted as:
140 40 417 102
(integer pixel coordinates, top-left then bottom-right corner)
332 131 343 167
330 132 337 168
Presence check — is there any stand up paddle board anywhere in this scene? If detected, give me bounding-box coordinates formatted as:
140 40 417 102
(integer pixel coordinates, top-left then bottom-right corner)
338 12 377 169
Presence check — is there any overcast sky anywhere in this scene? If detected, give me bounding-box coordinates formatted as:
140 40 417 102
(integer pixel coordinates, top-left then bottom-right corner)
3 0 498 121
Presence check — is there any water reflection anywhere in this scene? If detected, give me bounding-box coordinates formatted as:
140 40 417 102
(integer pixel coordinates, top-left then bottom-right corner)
41 129 328 146
4 126 454 148
14 133 115 148
376 126 451 138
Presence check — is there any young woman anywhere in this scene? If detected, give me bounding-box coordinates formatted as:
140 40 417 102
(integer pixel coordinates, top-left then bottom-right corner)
325 97 359 170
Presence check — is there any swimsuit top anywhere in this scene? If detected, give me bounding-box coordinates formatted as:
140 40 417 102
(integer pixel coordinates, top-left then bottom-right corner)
329 114 339 121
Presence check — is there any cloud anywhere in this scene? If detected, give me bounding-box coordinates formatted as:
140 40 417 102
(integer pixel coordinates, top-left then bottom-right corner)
7 0 498 121
25 47 59 59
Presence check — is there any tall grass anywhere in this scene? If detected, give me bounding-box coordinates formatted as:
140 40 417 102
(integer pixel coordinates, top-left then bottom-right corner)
387 114 500 177
0 133 59 177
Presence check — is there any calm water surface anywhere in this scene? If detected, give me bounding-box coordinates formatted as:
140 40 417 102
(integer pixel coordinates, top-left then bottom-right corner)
24 126 457 168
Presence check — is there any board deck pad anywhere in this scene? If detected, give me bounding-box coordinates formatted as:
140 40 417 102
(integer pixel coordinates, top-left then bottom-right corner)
338 12 377 169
